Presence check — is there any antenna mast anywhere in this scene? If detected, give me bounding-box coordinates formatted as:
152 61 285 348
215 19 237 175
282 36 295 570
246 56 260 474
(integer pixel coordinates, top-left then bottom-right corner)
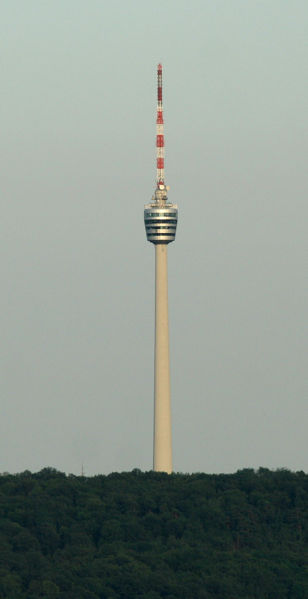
156 63 165 188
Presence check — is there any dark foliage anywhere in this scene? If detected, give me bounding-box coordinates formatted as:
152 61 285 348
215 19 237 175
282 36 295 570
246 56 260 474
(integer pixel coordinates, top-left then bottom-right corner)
0 468 307 598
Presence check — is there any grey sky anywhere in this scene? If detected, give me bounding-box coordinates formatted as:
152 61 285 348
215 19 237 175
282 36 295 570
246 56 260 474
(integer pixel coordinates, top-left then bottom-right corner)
1 0 307 475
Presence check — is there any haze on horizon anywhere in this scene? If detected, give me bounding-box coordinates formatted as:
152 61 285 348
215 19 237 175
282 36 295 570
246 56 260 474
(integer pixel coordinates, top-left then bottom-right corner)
1 0 307 476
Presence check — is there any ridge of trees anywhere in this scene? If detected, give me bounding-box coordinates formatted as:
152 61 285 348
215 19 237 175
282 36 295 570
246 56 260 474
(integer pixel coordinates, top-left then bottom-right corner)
0 468 307 598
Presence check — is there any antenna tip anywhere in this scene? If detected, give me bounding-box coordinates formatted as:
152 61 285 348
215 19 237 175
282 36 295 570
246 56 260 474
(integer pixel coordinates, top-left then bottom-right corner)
157 63 162 71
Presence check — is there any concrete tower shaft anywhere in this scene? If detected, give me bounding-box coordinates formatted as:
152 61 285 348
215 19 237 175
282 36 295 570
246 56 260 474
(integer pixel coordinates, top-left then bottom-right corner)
154 244 172 472
144 64 178 474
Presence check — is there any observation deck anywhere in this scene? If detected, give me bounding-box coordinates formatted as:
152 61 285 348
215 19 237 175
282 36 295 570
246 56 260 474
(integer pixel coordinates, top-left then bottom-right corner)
144 198 178 244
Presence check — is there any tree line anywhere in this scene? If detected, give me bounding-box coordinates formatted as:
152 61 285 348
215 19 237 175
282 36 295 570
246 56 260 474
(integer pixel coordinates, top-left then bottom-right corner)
0 467 307 598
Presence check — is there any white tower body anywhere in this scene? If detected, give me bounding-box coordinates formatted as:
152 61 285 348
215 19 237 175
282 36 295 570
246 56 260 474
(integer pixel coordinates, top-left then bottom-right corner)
154 244 172 472
144 65 178 473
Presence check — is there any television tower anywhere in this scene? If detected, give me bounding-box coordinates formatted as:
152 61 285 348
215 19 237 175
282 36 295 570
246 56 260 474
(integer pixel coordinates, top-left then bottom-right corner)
144 64 178 473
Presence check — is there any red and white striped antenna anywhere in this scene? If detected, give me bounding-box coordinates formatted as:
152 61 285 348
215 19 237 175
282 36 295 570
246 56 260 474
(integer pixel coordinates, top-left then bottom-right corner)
156 63 165 188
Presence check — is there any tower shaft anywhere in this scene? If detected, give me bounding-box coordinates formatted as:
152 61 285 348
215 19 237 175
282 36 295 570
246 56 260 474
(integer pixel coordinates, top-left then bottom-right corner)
154 244 172 473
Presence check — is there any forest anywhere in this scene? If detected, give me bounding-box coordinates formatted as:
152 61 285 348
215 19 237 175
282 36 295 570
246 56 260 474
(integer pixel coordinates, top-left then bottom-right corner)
0 468 307 598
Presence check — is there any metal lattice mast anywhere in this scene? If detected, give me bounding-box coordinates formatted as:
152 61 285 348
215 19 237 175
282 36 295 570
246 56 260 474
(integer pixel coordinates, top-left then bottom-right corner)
156 63 165 187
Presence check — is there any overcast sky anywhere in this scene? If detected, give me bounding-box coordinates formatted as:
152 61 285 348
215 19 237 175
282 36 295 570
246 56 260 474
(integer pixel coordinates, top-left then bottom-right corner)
1 0 307 475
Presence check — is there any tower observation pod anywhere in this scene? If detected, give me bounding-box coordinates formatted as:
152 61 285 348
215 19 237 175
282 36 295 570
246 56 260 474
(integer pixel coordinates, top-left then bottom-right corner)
144 64 178 474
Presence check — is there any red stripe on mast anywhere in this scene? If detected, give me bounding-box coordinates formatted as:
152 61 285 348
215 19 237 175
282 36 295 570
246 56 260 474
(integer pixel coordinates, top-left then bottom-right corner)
156 64 165 186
